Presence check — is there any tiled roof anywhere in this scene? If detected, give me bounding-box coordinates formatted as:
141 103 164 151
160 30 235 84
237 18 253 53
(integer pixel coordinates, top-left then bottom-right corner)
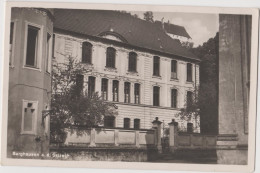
164 22 192 39
53 9 199 61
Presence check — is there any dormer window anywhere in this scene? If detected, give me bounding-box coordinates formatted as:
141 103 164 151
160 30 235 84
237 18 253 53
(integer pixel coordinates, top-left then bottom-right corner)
128 52 137 72
106 47 116 68
82 42 92 64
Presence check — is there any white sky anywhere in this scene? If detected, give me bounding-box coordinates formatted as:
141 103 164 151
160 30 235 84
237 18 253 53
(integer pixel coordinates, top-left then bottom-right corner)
130 11 219 47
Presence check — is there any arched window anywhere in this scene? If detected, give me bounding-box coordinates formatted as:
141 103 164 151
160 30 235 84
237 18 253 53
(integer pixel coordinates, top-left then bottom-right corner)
106 47 116 68
82 42 92 64
128 52 137 72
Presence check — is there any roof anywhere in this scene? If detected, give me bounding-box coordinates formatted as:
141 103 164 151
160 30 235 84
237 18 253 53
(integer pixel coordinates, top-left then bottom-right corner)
53 9 199 61
164 22 191 39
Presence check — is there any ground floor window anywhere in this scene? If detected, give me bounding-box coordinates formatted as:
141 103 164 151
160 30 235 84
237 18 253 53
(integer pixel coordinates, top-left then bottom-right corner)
134 119 140 129
104 116 115 128
124 118 130 129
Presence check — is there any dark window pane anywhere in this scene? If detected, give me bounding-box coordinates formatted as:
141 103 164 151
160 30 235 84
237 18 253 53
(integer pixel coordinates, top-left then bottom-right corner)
187 123 193 133
46 33 51 72
171 89 177 108
26 25 39 67
112 80 119 102
88 76 95 96
134 119 140 129
153 56 160 76
10 22 14 44
124 82 130 103
124 118 130 129
153 86 160 106
106 47 116 68
128 52 137 72
76 74 84 95
134 83 140 104
82 42 92 64
104 116 115 128
171 60 177 79
187 91 193 108
187 63 192 82
101 78 108 100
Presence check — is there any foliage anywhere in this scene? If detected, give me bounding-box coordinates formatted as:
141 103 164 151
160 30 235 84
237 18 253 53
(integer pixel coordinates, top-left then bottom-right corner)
50 56 118 143
181 41 194 49
143 11 154 22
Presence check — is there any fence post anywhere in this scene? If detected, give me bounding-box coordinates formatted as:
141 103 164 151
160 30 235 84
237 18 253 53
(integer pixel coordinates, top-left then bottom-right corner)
152 117 162 153
90 128 96 147
135 130 140 148
168 119 178 152
115 129 119 146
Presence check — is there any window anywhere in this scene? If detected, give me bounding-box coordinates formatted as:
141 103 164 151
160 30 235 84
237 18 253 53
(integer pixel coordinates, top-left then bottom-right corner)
88 76 95 96
46 33 52 73
128 52 137 72
76 74 84 96
112 80 119 102
124 82 131 103
187 91 193 109
9 22 14 66
106 47 116 68
21 100 38 134
82 42 92 64
124 118 130 129
104 116 115 128
25 25 40 68
101 78 108 100
134 83 140 104
171 89 177 108
134 119 140 129
153 56 160 76
171 60 177 79
153 86 160 106
187 123 193 133
187 63 193 82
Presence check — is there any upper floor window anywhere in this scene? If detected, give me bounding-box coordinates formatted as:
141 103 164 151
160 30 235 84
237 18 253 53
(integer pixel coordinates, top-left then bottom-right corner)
46 33 52 73
101 78 108 100
134 119 140 129
112 80 119 102
153 56 160 76
171 60 177 79
106 47 116 68
9 22 14 66
82 42 92 64
171 89 177 108
76 74 84 96
124 118 130 129
128 52 137 72
21 100 38 134
134 83 140 104
25 25 40 68
187 63 193 82
124 82 130 103
153 86 160 106
88 76 96 97
104 116 115 128
187 91 193 109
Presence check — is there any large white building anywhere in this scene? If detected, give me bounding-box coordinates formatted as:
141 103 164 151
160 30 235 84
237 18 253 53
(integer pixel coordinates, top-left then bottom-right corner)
53 9 200 132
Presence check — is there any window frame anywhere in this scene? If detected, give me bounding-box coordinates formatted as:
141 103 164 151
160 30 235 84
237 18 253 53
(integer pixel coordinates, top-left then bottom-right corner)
153 56 160 76
187 63 193 82
112 80 119 102
171 60 178 79
128 52 137 72
134 119 140 129
101 78 108 100
134 83 140 104
106 47 116 68
171 89 178 108
88 76 96 97
104 116 115 128
187 91 193 108
153 86 160 106
21 100 38 135
123 118 131 129
124 82 131 103
23 21 43 71
82 41 93 64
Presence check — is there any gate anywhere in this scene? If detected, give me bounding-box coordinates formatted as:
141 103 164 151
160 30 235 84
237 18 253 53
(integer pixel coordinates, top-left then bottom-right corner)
161 120 170 153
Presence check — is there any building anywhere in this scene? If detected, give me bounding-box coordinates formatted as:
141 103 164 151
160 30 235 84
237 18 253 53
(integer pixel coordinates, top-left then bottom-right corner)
53 9 200 131
7 8 54 156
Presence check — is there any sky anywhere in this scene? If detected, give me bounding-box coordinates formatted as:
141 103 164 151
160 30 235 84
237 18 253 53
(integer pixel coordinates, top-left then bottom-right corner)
130 11 219 47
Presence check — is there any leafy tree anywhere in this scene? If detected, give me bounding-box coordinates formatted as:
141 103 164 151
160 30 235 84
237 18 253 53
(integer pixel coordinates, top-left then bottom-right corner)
50 56 118 143
143 11 154 22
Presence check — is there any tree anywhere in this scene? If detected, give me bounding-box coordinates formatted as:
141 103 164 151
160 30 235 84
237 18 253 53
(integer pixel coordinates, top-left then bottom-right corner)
190 33 219 134
143 11 154 22
50 55 118 143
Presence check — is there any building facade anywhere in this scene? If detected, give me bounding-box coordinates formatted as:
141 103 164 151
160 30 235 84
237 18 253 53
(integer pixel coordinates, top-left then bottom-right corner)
53 9 200 131
7 8 53 156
